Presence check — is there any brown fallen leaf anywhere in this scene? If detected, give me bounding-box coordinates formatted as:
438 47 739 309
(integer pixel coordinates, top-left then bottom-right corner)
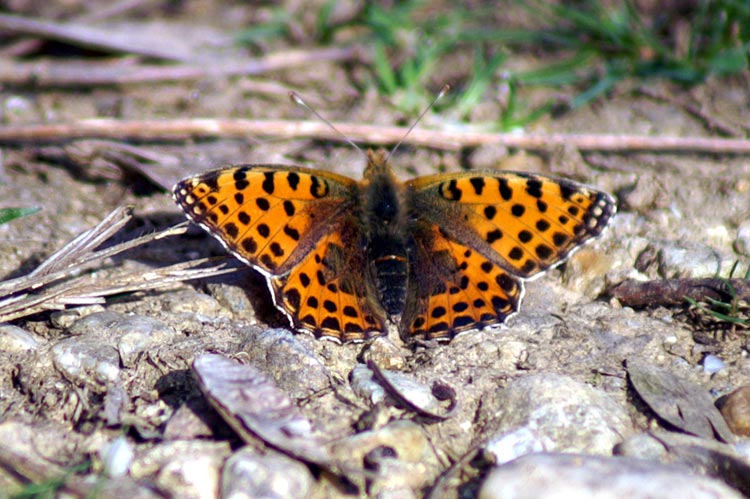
192 353 363 485
626 359 735 443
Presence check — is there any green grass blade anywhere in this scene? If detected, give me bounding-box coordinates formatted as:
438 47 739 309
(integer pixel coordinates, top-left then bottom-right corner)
0 207 40 225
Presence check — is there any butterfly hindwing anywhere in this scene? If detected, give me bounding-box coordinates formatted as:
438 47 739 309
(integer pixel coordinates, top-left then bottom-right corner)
402 222 523 340
270 218 387 342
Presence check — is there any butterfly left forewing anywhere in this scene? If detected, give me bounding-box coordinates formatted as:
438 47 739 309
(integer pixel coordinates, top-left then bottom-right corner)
173 165 357 275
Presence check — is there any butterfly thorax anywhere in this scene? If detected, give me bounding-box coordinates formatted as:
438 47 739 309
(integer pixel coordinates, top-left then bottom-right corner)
361 150 409 316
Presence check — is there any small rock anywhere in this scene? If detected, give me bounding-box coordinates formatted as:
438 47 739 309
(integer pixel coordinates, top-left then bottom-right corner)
163 289 231 318
221 447 313 499
733 221 750 257
616 430 750 495
49 305 105 329
1 94 35 123
360 336 408 370
614 432 669 461
68 311 179 368
241 328 329 398
0 324 43 352
562 246 613 297
330 420 441 490
102 382 128 426
101 435 135 478
163 399 217 440
484 427 546 465
51 335 120 390
717 386 750 436
636 240 721 279
481 373 632 460
131 440 231 499
204 279 257 318
703 354 725 375
478 453 744 499
350 364 387 405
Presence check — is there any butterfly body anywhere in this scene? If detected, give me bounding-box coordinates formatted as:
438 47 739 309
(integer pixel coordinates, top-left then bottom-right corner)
173 149 616 343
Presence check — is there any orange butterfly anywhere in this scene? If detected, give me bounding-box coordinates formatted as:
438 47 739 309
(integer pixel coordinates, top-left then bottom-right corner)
173 149 616 343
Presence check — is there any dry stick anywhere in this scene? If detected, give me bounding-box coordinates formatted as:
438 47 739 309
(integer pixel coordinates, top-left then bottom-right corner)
1 118 750 153
0 12 190 62
0 46 358 86
609 278 750 308
0 206 236 322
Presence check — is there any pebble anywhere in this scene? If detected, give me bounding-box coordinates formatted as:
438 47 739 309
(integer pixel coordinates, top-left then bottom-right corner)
703 354 725 375
0 324 43 352
481 373 632 461
101 435 135 478
636 240 721 278
360 336 408 370
68 311 179 368
162 289 231 318
51 335 120 390
479 453 744 499
49 305 105 329
717 386 750 436
221 447 313 499
330 420 441 491
130 440 231 499
734 220 750 257
241 328 329 398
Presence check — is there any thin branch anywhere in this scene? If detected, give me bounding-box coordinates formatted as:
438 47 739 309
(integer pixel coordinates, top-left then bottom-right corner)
0 12 191 62
609 278 750 308
1 118 750 154
0 206 236 322
0 46 359 86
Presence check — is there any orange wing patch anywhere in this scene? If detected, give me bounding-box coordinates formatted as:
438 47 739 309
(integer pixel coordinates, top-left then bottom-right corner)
408 172 616 279
270 226 386 342
173 165 356 274
403 223 522 340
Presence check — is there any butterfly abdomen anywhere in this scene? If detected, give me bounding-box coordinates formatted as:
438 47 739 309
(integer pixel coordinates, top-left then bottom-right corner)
363 161 409 316
368 235 408 315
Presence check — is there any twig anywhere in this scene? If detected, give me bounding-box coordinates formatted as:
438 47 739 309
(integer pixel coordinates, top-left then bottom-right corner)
0 46 358 86
75 0 158 24
2 118 750 154
609 278 750 308
0 206 236 322
0 12 191 62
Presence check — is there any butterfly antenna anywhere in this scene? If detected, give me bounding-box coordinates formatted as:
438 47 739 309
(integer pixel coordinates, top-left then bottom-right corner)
386 84 450 163
288 91 363 156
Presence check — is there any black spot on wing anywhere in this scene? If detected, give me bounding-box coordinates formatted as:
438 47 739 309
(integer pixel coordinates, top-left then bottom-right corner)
498 178 513 201
262 172 275 194
470 177 485 195
287 172 300 190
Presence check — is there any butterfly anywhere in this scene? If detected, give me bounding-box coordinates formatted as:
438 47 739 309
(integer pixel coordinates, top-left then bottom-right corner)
173 149 616 343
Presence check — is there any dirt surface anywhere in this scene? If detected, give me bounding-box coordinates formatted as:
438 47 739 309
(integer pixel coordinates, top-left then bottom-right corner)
1 2 750 498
